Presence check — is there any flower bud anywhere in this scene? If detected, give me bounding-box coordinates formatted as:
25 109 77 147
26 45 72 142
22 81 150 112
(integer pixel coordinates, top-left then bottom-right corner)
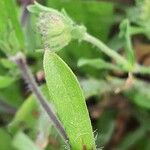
37 11 72 51
28 2 86 52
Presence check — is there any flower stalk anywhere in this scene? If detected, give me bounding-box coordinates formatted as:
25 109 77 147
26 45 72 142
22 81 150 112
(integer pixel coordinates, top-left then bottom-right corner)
13 52 69 143
83 33 130 70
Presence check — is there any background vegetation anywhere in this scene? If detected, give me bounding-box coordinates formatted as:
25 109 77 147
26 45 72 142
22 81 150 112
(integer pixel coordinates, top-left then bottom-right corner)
0 0 150 149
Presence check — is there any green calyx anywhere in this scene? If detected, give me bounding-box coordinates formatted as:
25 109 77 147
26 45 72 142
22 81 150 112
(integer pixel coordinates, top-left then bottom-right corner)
37 11 72 52
28 2 86 52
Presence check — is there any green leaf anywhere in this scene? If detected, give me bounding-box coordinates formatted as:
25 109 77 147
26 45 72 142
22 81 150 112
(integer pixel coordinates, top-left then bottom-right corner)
80 78 116 99
0 58 16 69
0 75 14 89
27 1 54 14
12 132 40 150
125 80 150 109
9 94 39 133
116 128 145 150
119 19 135 66
78 58 121 71
4 0 24 48
81 78 150 110
96 112 115 148
0 0 24 54
0 128 15 150
0 80 24 107
9 85 49 133
43 50 96 149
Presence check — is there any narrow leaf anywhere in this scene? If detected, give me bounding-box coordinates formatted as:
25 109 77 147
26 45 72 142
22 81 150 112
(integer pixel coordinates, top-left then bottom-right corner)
0 0 25 54
4 0 24 48
43 50 96 149
78 58 121 71
119 19 135 65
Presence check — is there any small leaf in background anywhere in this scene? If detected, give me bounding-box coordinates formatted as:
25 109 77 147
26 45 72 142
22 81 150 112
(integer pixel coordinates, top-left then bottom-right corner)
80 77 150 110
0 128 15 150
9 84 62 150
78 58 121 71
80 78 111 99
9 85 49 133
44 50 96 149
9 94 39 134
0 75 14 89
116 128 146 150
96 111 115 148
0 0 25 55
0 58 16 69
0 81 24 108
12 132 40 150
125 80 150 109
5 0 24 46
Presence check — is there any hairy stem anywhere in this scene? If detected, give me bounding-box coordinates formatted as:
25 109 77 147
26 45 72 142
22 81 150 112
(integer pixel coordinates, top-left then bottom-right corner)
83 33 130 70
83 33 150 75
13 52 69 143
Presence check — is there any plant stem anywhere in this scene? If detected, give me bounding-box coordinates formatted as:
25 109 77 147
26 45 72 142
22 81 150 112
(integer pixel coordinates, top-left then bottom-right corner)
83 33 130 69
13 52 69 143
130 26 146 35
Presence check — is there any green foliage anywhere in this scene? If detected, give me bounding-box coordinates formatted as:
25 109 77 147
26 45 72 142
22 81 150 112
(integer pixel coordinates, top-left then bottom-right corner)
47 0 114 76
0 81 23 107
9 95 39 133
116 128 146 150
119 19 135 66
126 81 150 109
0 128 15 150
0 75 14 89
28 2 87 52
12 132 40 150
47 0 114 41
78 58 121 71
0 0 25 55
96 111 115 148
0 0 150 150
9 85 49 133
0 58 16 69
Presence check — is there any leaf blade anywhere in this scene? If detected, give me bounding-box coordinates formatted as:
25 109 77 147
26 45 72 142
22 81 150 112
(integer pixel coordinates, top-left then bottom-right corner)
43 51 95 149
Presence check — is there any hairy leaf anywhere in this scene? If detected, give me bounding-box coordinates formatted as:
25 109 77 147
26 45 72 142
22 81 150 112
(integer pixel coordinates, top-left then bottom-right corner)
44 50 96 149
